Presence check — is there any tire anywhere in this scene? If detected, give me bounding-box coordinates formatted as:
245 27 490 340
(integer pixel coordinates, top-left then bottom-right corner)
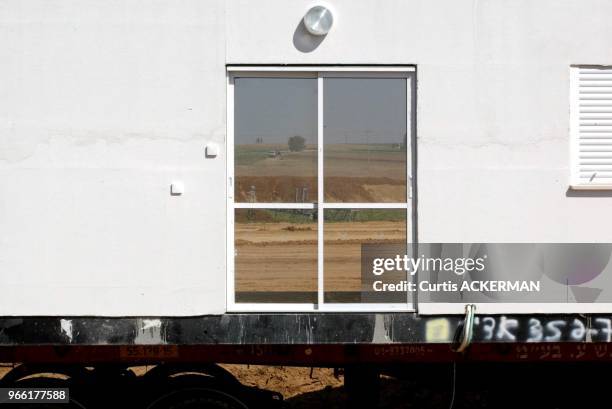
146 388 250 409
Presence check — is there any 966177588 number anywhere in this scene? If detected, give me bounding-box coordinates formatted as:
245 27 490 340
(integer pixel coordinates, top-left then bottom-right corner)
0 388 69 403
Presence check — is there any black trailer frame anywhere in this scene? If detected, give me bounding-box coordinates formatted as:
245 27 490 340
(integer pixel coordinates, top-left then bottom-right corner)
2 313 612 364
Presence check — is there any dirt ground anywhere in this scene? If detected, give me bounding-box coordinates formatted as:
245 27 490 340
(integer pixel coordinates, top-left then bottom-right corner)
219 365 451 409
222 365 346 407
220 365 461 409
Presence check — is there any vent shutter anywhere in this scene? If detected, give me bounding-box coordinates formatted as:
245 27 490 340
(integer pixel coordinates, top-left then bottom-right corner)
571 66 612 189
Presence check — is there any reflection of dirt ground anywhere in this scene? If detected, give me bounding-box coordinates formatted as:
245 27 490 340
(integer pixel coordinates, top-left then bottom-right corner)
235 176 406 202
235 221 406 294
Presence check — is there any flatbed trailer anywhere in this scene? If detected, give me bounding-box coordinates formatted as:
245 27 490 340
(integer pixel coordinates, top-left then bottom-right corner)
3 313 612 365
2 313 612 407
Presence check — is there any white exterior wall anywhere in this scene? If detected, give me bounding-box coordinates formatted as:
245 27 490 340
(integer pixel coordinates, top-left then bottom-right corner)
0 0 227 315
2 0 612 315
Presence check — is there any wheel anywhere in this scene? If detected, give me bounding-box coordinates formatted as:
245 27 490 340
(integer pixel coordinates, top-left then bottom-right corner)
146 388 250 409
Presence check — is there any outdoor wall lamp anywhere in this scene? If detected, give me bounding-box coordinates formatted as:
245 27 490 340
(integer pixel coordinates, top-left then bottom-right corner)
303 5 334 36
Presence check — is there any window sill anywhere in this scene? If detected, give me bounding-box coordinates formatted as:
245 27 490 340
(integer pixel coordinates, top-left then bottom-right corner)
569 184 612 191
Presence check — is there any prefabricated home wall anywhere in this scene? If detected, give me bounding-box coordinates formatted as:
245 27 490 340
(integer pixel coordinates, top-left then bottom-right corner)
2 0 612 316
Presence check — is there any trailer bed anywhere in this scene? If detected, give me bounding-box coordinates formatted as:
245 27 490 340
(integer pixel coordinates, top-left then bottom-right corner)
2 314 612 364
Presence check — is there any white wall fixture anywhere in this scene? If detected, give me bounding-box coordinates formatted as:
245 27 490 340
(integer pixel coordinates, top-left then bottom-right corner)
303 6 334 36
206 143 219 158
170 181 185 196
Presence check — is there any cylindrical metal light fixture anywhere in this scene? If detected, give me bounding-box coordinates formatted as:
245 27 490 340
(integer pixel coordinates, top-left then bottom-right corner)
303 6 334 36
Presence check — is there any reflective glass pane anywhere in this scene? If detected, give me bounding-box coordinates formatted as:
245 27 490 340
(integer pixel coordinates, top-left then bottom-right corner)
324 209 408 303
324 78 407 202
234 77 317 203
235 209 317 303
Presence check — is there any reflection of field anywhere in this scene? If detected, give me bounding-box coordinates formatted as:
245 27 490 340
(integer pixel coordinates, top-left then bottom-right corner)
235 220 405 297
324 144 405 179
235 144 317 175
235 144 406 202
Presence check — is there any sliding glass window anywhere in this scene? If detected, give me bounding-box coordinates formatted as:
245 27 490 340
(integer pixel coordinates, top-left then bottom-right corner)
228 67 415 312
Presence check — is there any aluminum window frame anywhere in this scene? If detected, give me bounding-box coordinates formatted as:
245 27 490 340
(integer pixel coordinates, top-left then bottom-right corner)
227 66 416 313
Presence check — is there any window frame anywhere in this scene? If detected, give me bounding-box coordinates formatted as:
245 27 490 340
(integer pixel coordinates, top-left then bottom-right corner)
226 66 416 312
569 65 612 190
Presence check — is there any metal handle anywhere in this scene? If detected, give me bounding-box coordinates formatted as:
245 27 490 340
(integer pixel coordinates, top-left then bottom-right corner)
455 304 476 353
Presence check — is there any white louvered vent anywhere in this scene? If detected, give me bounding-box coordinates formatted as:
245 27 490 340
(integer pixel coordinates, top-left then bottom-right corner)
571 66 612 189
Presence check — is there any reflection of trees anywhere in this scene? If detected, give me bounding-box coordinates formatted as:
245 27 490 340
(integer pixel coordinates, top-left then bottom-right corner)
288 135 306 152
241 209 317 224
326 209 353 222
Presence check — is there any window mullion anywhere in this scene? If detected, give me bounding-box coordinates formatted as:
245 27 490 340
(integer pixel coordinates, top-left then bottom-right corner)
407 75 413 309
317 72 325 309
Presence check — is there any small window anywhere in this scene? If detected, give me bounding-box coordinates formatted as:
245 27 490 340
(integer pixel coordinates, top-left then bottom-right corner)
228 67 415 312
570 66 612 189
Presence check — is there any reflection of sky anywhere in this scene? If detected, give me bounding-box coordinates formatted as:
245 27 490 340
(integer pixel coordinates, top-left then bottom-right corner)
235 77 406 145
